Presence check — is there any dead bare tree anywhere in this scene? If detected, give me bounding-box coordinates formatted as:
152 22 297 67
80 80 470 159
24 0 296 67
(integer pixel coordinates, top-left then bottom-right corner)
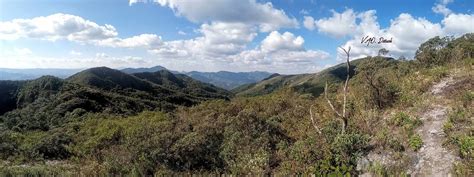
309 46 352 135
309 106 322 134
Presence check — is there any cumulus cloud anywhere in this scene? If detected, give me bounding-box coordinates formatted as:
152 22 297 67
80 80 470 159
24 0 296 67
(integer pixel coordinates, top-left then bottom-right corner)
0 13 117 41
0 13 163 49
442 13 474 36
229 31 330 73
261 31 304 52
148 29 328 73
306 8 473 60
303 16 316 30
130 0 298 32
340 11 444 59
150 22 257 59
304 9 357 38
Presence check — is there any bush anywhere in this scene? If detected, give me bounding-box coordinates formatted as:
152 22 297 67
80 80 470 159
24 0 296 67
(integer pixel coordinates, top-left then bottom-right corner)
330 133 370 174
33 132 72 160
0 130 19 159
409 134 423 151
458 136 473 159
390 112 422 135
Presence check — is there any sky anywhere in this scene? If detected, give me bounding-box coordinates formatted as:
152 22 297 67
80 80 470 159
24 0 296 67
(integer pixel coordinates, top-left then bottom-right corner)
0 0 473 74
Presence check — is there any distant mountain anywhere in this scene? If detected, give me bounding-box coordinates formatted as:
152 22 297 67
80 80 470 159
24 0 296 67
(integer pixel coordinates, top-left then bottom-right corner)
121 65 175 74
233 57 397 97
1 66 274 90
184 71 273 90
67 67 155 92
120 66 274 90
0 68 82 80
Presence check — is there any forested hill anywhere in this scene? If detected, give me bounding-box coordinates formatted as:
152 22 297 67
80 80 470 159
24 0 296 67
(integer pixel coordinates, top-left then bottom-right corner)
0 67 231 131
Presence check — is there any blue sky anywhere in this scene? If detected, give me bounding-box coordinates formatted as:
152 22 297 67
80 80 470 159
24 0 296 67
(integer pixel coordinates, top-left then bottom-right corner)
0 0 473 74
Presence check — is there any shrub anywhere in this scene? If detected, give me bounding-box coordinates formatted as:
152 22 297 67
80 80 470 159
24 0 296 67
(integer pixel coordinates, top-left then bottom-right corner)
33 132 72 160
409 134 423 151
461 91 473 108
330 133 370 173
390 112 422 135
458 135 473 159
0 130 19 159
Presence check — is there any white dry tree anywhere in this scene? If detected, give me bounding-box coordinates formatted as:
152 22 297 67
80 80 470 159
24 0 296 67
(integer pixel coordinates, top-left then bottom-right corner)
309 46 352 134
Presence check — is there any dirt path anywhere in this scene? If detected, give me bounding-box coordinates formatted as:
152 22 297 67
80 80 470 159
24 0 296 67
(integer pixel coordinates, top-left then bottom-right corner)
358 77 460 176
408 77 459 177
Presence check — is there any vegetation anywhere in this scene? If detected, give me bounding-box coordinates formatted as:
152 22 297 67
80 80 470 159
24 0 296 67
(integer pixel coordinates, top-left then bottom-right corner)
0 68 231 132
0 33 472 175
444 90 473 176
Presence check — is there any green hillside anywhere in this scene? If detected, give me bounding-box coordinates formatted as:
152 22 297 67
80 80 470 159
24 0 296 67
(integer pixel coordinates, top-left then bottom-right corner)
233 57 396 97
0 68 232 131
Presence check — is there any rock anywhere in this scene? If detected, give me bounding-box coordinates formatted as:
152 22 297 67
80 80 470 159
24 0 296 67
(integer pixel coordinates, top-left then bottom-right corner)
357 157 370 171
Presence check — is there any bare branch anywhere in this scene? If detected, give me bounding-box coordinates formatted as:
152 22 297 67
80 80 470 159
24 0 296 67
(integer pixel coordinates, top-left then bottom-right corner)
309 106 322 134
324 81 342 117
341 46 351 118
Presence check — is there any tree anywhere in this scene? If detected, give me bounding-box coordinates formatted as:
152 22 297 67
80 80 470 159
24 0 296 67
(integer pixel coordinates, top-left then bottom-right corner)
378 48 389 56
415 36 453 66
356 58 399 109
310 46 352 134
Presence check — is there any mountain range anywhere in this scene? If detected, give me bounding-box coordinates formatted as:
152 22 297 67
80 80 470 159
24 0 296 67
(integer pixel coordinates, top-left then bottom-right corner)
1 67 272 90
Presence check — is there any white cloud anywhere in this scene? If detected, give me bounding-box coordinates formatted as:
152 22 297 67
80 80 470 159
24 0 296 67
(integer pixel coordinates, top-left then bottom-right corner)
340 11 444 59
149 29 328 74
303 16 316 30
97 34 162 48
0 13 163 49
178 30 186 35
0 13 117 41
442 13 474 36
229 31 330 73
261 31 304 52
311 9 357 38
150 22 257 59
307 8 472 60
432 0 453 16
130 0 298 32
